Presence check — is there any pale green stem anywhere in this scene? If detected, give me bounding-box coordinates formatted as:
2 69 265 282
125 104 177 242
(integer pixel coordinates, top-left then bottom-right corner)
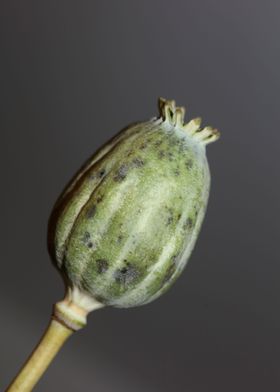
6 288 103 391
6 318 74 392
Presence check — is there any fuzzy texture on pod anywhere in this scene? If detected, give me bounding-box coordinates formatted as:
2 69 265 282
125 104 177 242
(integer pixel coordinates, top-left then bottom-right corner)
48 98 219 309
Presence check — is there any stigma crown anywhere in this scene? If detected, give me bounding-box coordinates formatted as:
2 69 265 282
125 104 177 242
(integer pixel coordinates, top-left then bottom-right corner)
158 97 220 145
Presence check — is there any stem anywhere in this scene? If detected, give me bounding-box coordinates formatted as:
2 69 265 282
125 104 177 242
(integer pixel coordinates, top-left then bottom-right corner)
6 287 104 391
6 318 73 392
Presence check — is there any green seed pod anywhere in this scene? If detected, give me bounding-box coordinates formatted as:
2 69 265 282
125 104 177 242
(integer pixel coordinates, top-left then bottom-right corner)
6 99 220 391
48 98 219 327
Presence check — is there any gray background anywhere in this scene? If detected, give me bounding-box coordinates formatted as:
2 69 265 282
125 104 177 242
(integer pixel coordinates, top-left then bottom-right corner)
1 0 279 391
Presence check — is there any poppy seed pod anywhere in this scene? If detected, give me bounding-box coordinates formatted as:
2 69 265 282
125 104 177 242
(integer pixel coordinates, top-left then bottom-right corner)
7 99 220 391
48 98 219 329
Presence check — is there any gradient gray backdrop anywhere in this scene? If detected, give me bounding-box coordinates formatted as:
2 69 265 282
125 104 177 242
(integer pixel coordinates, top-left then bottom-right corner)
1 1 279 391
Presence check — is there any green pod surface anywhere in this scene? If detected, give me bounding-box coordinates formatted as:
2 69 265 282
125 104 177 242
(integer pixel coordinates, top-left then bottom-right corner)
48 98 219 308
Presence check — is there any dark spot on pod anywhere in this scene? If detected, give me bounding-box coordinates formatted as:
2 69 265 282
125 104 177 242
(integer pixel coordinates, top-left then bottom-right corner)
87 205 97 219
158 150 165 159
194 206 200 219
117 234 123 243
114 263 139 286
98 169 106 178
81 231 96 249
132 157 145 167
185 159 193 169
82 231 91 243
140 142 147 150
96 259 109 274
167 215 174 225
183 217 194 230
96 195 104 203
114 164 129 182
177 213 182 221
